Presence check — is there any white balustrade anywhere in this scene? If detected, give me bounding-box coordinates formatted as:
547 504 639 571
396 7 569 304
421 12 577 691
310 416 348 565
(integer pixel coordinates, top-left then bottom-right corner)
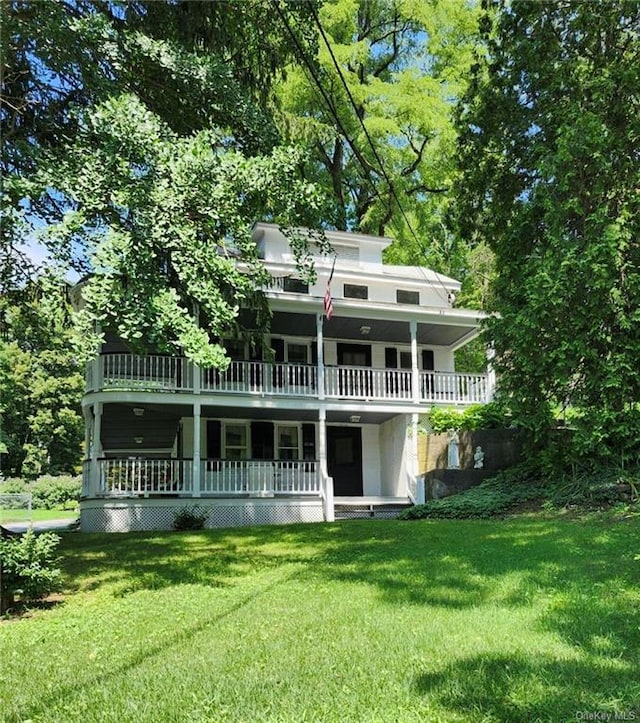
99 458 191 496
201 361 316 396
100 354 192 391
324 366 414 401
420 371 489 404
88 354 489 404
200 460 319 496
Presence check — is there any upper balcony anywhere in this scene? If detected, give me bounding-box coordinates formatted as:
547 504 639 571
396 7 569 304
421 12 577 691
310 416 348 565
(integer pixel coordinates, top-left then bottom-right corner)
86 353 491 406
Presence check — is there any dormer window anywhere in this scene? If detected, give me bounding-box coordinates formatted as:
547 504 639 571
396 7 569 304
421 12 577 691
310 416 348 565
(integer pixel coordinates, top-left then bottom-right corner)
344 283 368 300
396 289 420 305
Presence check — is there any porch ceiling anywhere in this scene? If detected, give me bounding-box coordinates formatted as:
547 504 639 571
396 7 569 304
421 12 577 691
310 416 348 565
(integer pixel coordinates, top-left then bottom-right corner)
270 311 476 346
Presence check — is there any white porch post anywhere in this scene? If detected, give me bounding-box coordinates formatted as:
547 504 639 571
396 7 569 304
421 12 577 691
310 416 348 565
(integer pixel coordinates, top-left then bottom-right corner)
192 401 201 497
411 413 425 504
319 405 334 521
486 345 496 402
410 320 420 403
90 402 103 497
316 313 325 400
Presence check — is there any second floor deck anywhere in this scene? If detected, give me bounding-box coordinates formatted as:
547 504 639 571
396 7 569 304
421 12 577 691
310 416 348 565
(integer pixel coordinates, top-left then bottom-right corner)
86 353 491 406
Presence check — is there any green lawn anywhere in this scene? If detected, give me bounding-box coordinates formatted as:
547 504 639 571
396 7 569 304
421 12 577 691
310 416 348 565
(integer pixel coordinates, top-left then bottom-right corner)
1 516 639 722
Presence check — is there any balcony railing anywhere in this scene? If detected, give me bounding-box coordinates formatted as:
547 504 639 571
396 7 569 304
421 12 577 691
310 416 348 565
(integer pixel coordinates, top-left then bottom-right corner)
201 460 319 496
90 458 319 497
88 354 490 404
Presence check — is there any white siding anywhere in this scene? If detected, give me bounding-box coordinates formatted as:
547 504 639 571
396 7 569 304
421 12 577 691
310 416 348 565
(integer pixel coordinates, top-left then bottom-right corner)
361 425 382 496
379 415 409 497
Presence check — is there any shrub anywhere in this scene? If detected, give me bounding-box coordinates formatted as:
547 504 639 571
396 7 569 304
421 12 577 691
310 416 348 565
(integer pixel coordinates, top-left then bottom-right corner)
427 402 511 434
0 530 62 612
29 475 81 510
0 475 81 510
172 506 208 531
400 464 640 521
0 478 28 495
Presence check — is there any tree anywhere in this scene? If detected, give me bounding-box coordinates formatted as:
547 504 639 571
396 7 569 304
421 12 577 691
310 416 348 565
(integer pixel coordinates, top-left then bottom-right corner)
0 275 84 476
2 1 327 363
456 1 640 462
274 0 482 278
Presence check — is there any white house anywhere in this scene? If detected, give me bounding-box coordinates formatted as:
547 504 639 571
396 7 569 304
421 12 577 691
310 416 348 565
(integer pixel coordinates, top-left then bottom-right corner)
78 223 491 532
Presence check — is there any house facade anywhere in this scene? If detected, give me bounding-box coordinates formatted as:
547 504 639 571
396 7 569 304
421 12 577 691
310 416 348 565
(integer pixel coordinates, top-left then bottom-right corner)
78 223 491 532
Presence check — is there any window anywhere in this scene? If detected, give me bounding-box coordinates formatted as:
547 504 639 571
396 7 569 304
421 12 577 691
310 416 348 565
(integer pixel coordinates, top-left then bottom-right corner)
399 351 412 369
287 343 308 364
277 425 299 460
283 278 309 294
344 283 368 300
396 289 420 305
224 424 248 460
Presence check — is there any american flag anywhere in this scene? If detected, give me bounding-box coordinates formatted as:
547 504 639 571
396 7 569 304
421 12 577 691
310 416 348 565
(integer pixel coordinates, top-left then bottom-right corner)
324 257 336 320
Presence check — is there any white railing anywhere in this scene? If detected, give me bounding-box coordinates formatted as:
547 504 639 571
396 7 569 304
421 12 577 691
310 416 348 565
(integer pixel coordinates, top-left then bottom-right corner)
420 371 489 404
98 458 192 496
82 459 91 496
101 354 193 392
89 354 489 405
325 366 413 401
200 460 319 496
201 361 316 396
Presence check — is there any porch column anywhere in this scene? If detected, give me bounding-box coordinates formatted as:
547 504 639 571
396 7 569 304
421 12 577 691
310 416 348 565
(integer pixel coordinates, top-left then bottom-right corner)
410 320 420 403
486 345 496 402
316 313 325 400
192 401 201 498
90 402 103 497
319 405 334 521
411 413 425 504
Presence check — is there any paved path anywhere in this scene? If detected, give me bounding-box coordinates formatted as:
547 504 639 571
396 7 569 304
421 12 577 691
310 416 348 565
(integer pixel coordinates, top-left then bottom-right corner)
1 518 77 534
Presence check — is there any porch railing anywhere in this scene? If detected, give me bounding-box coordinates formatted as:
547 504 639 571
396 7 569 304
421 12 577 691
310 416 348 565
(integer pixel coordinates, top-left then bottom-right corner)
100 354 193 392
420 371 489 405
325 366 413 401
201 459 319 496
92 458 319 497
90 354 489 404
202 361 316 396
98 458 192 496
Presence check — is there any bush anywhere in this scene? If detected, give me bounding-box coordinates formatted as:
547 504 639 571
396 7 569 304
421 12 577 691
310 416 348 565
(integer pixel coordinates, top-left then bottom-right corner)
0 530 62 612
0 475 81 510
172 506 208 531
427 402 511 434
29 475 81 510
400 464 640 521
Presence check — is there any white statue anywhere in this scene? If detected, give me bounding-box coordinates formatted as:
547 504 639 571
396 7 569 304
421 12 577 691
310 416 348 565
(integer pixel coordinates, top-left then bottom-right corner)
447 429 460 469
474 446 485 469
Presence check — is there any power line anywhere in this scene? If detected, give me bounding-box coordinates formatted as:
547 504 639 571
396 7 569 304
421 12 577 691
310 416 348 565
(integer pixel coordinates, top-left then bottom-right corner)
306 4 453 304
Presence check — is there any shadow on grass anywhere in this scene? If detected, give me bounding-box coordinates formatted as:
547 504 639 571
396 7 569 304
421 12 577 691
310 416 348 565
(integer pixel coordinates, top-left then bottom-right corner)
58 517 640 678
414 652 640 722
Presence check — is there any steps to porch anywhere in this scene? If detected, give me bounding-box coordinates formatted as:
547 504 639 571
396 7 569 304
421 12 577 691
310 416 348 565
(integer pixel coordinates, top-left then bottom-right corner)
334 496 412 520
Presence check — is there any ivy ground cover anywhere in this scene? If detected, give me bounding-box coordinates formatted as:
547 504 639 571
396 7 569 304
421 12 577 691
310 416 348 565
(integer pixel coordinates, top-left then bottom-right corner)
1 517 639 722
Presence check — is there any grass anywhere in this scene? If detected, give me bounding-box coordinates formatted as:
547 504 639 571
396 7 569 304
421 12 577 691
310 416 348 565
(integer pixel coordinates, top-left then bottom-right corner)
0 508 78 524
1 515 639 722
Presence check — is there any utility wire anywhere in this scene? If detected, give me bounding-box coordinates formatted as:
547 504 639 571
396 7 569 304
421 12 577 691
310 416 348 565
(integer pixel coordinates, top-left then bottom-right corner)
307 4 454 304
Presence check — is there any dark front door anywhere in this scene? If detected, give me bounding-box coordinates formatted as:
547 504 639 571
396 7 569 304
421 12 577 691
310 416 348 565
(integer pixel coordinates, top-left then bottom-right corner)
327 426 363 496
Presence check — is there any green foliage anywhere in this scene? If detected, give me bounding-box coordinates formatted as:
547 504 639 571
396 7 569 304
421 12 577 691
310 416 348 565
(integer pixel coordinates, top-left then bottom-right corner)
401 464 639 520
0 277 84 476
172 506 208 531
456 2 640 463
0 530 62 611
427 402 510 433
0 476 81 510
276 0 484 287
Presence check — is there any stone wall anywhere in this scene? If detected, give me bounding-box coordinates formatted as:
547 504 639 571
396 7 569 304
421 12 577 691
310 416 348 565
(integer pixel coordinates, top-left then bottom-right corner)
418 429 523 500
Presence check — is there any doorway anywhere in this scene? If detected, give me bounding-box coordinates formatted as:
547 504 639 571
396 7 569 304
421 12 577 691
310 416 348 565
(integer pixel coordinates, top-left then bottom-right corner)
327 426 363 496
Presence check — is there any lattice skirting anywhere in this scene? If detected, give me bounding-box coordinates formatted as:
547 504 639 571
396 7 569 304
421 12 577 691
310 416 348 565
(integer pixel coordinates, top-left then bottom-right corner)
80 498 324 533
